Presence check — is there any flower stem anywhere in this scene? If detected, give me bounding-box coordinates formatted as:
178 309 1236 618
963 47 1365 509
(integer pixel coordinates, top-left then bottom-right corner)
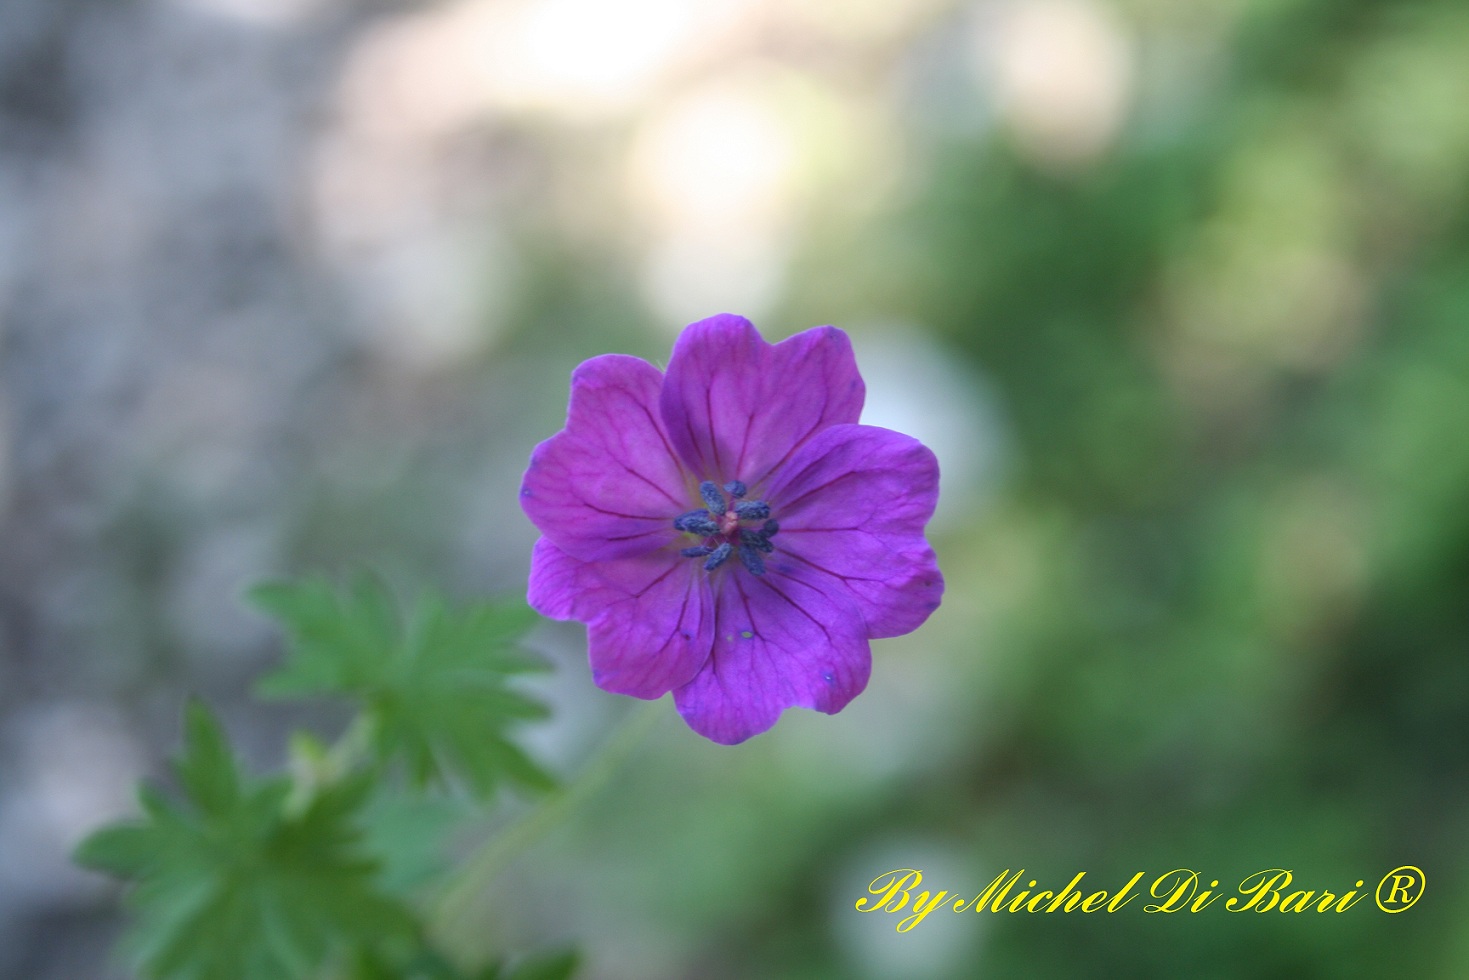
432 701 663 946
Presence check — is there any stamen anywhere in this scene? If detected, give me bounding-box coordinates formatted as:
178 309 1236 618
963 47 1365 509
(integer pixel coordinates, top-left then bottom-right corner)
733 500 770 520
673 481 780 577
703 542 733 571
699 481 726 514
739 529 774 553
673 510 719 536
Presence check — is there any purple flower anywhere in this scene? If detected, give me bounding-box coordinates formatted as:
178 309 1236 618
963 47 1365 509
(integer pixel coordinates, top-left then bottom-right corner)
520 314 944 744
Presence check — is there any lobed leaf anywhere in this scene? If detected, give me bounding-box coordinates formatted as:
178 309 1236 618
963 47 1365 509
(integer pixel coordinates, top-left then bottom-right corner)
251 576 554 797
75 703 415 980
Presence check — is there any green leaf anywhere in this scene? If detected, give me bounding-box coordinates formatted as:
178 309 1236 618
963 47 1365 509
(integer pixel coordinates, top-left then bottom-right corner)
175 700 243 816
75 702 415 980
359 790 471 896
74 819 166 879
251 576 554 797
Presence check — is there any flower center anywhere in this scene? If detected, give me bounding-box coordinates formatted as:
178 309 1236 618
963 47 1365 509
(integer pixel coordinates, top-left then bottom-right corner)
672 480 779 576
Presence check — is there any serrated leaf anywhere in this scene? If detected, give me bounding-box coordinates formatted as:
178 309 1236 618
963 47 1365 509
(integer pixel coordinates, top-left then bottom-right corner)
249 578 398 697
74 703 415 980
360 789 471 896
74 820 167 878
252 576 554 797
175 700 242 816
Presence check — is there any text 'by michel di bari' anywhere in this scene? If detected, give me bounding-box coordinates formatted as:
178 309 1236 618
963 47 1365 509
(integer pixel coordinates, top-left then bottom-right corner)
856 866 1426 931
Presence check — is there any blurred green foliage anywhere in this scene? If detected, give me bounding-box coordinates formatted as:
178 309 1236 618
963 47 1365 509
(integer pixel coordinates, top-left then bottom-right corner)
464 0 1469 977
66 0 1469 976
739 0 1469 976
76 583 570 980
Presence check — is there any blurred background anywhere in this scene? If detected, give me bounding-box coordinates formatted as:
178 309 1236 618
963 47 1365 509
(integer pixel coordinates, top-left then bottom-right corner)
2 0 1468 975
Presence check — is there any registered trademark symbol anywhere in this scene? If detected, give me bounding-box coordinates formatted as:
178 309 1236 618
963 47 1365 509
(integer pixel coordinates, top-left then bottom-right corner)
1375 866 1425 912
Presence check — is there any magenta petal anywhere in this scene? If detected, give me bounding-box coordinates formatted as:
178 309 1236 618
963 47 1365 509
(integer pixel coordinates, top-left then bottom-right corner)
521 354 690 563
671 571 871 744
523 317 945 745
528 537 713 699
659 315 865 487
763 423 944 639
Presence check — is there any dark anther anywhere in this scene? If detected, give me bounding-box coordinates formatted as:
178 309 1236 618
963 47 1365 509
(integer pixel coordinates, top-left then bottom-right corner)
703 542 733 571
739 529 774 553
733 500 770 520
699 481 726 514
739 547 766 576
674 510 719 536
677 481 779 576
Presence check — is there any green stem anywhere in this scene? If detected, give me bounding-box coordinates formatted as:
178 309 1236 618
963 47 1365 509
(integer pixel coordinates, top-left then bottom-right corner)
433 701 663 944
286 712 378 814
328 712 378 775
